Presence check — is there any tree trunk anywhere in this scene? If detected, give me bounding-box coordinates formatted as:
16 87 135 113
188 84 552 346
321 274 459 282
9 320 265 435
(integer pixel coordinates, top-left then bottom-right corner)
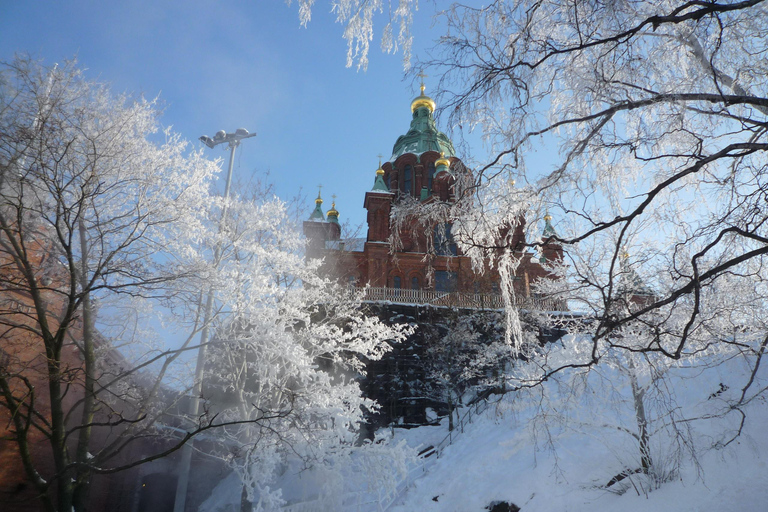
240 482 251 512
73 217 96 512
628 362 653 474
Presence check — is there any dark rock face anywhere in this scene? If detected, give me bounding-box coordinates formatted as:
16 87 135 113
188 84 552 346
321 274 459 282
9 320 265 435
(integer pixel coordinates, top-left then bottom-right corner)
486 501 521 512
359 304 573 435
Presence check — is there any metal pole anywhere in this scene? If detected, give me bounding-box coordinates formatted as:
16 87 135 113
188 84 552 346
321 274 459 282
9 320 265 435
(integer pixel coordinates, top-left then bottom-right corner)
173 134 247 512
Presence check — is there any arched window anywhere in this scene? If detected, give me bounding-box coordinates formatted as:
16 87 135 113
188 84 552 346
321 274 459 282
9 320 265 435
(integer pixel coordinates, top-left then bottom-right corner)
402 165 412 195
411 276 419 290
427 162 435 194
393 276 402 289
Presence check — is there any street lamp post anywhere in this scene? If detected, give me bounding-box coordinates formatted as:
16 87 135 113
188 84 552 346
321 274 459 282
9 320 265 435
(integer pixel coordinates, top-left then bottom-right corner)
173 128 256 512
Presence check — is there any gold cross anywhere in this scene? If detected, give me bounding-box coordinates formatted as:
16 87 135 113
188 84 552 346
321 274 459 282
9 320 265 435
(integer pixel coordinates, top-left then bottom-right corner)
317 184 322 198
377 153 384 167
417 71 428 94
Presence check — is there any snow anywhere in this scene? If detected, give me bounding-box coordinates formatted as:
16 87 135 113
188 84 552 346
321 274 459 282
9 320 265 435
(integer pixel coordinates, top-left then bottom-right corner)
201 349 768 512
384 406 768 512
384 355 768 512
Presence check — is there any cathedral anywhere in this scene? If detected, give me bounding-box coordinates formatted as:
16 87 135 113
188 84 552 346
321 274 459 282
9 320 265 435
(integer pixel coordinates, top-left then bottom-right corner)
304 85 563 311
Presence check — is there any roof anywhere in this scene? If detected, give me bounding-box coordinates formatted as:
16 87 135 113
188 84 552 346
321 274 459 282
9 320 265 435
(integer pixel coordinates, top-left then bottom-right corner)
391 93 455 160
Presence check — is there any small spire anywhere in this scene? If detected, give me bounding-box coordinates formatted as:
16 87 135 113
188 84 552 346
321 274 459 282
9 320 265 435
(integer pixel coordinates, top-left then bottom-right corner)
542 211 557 238
621 246 630 260
308 184 325 221
327 194 340 225
618 249 654 298
372 160 389 192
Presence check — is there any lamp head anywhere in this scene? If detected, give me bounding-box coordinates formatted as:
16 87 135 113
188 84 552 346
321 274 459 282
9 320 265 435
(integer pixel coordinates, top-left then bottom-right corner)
199 135 216 149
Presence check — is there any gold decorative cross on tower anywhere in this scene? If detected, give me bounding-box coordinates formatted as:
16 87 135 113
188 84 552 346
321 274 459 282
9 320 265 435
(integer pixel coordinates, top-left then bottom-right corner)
417 71 428 95
377 153 384 167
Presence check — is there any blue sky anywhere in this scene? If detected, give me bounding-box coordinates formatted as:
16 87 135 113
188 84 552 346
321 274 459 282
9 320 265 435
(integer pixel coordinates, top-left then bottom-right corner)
0 0 453 230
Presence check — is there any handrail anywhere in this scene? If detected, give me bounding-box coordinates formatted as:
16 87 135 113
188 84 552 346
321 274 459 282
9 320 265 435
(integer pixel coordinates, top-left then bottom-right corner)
359 286 564 311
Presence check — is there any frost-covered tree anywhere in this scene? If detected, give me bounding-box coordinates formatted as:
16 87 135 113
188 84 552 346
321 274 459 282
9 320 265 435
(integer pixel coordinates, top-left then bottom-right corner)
196 193 411 510
287 0 417 70
0 56 225 512
506 248 768 492
298 0 768 376
429 0 768 363
0 56 408 512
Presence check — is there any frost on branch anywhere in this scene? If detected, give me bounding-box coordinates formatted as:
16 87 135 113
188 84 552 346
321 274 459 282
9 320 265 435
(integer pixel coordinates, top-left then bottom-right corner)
414 0 768 363
190 191 412 503
288 0 416 70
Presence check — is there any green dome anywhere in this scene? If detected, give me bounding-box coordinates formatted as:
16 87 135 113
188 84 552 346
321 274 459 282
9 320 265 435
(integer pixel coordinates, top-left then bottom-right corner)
391 91 455 160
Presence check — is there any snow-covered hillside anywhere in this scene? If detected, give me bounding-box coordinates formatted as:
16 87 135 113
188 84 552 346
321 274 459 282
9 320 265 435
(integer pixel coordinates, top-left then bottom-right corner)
387 351 768 512
202 346 768 512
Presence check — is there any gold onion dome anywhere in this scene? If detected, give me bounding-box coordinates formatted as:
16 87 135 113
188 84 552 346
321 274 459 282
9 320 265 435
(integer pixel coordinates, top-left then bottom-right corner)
435 152 451 169
327 201 339 218
372 159 389 192
411 83 436 113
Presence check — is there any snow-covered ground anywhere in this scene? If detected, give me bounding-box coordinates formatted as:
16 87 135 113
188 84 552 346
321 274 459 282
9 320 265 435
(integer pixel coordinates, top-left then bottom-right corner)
387 402 768 512
202 354 768 512
386 353 768 512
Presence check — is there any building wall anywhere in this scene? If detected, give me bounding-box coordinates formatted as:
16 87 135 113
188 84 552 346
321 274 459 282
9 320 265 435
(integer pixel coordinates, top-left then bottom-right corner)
307 169 562 299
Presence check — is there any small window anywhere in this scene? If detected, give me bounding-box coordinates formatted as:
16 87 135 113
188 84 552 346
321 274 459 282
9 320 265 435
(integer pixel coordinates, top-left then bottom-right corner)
427 162 435 193
393 276 401 289
411 277 419 290
403 165 412 195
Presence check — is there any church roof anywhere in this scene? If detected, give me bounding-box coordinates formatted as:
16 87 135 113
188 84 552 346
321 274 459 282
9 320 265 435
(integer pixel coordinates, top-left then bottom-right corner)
391 85 455 160
618 251 655 298
371 162 391 192
308 190 325 221
542 213 558 238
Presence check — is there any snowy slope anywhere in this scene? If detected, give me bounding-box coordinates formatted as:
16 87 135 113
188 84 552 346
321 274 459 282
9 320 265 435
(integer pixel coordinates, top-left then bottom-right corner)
201 354 768 512
388 404 768 512
387 357 768 512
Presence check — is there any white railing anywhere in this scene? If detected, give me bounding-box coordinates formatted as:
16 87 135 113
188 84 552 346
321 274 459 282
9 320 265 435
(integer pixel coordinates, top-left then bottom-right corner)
359 287 563 311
